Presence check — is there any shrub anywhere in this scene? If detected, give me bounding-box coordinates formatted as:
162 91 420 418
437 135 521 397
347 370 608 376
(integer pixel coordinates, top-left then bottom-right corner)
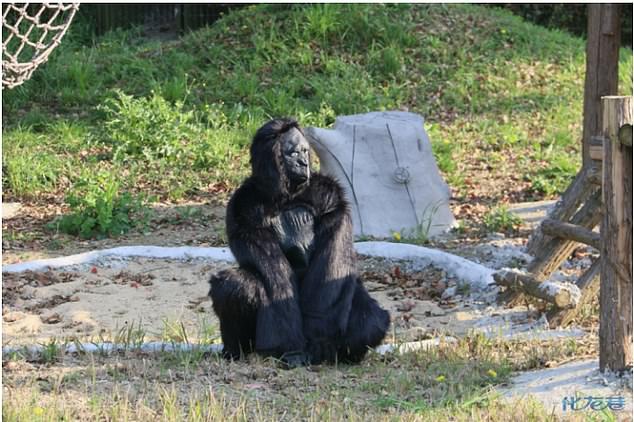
50 171 151 239
101 90 198 162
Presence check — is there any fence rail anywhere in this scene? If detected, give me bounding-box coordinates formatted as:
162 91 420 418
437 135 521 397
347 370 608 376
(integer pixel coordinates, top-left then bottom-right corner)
78 4 245 36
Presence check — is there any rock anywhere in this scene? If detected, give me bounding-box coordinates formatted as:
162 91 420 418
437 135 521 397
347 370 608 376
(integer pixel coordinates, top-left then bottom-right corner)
3 311 25 323
2 202 22 219
41 313 62 324
306 111 455 238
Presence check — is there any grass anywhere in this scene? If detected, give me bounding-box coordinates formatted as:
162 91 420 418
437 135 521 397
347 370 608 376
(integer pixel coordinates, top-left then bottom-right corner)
2 4 632 223
483 205 524 234
2 333 611 421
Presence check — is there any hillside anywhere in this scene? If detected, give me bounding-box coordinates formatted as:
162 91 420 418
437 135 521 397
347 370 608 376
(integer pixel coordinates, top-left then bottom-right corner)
2 3 632 224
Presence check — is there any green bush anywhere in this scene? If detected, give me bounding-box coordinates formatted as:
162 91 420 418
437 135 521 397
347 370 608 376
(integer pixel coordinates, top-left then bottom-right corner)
50 172 151 239
101 90 199 162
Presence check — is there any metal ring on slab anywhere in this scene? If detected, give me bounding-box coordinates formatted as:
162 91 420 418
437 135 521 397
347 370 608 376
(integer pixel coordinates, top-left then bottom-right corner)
393 166 411 184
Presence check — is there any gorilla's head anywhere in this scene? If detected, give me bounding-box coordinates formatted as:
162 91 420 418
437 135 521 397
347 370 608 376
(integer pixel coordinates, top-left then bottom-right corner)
250 118 310 198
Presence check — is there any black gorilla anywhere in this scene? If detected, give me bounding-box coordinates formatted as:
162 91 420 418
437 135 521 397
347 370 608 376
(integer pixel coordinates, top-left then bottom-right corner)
209 118 390 366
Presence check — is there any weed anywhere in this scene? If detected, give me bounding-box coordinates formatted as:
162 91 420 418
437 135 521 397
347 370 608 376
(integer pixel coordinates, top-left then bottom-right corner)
39 339 62 364
113 321 147 350
483 206 523 234
531 153 579 196
49 171 152 239
161 318 191 344
3 147 62 197
394 201 444 245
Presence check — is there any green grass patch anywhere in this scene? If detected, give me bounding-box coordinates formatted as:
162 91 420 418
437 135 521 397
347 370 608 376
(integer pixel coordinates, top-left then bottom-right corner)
1 333 607 420
483 205 523 234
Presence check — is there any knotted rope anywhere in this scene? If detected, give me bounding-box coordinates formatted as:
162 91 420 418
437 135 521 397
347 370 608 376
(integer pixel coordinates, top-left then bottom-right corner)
2 3 79 89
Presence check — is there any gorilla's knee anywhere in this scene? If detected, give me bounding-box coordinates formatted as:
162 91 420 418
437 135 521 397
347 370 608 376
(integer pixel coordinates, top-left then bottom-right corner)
339 283 390 362
209 269 265 311
209 269 265 360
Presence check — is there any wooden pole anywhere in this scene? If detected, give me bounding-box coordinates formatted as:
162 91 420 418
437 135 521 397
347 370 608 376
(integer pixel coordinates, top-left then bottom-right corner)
582 4 621 168
599 96 633 373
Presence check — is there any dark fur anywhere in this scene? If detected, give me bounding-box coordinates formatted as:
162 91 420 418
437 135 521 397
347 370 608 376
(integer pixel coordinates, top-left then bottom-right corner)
209 118 390 364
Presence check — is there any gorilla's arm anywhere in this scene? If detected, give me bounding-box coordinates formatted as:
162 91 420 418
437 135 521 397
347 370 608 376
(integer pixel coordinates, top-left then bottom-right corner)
226 184 306 355
298 175 358 353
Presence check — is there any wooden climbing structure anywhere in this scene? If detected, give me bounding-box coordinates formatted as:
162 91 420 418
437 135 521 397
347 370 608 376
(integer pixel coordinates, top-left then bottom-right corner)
494 5 632 373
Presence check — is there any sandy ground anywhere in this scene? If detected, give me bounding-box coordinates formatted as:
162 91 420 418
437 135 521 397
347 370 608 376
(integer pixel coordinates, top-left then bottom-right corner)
2 257 231 345
2 245 580 347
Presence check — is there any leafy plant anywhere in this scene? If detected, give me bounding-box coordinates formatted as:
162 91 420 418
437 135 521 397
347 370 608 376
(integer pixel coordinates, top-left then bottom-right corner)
483 205 522 234
101 90 198 162
531 153 578 196
50 172 152 239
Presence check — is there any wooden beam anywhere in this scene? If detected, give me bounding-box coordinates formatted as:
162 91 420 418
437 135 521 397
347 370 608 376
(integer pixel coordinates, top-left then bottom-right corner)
582 4 621 168
548 259 601 327
541 218 601 249
526 167 597 255
494 269 581 309
528 189 603 280
599 96 633 373
589 136 604 161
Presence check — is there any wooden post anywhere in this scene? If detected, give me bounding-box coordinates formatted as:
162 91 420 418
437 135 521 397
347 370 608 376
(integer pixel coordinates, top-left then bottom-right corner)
599 96 633 373
582 4 621 168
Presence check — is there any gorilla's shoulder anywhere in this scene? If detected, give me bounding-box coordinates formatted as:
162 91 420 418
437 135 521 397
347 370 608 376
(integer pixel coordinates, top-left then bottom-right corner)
310 173 344 192
226 178 264 220
307 173 349 213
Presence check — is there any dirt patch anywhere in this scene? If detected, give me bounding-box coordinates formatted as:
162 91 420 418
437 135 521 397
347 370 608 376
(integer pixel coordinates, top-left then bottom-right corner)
2 258 233 345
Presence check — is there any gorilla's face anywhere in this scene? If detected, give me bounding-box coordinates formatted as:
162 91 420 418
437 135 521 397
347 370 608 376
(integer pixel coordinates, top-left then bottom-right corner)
281 128 310 184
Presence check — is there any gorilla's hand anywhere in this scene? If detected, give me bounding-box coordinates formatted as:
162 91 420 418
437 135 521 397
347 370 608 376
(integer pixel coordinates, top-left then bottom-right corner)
307 337 337 365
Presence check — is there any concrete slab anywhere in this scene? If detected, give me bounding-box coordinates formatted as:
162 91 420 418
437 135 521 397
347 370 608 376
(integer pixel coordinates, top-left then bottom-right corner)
500 359 633 418
306 111 455 239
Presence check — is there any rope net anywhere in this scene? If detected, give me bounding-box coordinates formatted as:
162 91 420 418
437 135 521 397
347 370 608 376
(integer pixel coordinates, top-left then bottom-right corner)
2 3 79 89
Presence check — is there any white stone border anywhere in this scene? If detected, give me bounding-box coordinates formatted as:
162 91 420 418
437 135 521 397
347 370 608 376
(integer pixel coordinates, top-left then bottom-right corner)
2 338 458 359
2 242 495 290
